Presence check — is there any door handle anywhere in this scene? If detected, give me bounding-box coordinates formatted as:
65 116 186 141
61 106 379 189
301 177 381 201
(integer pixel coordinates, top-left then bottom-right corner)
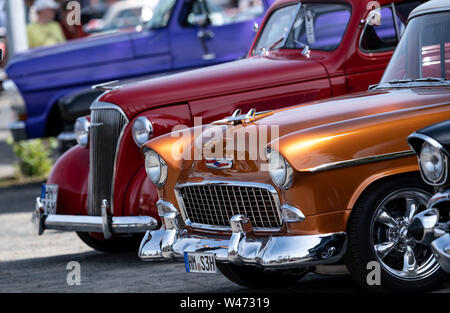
197 29 216 61
197 30 215 40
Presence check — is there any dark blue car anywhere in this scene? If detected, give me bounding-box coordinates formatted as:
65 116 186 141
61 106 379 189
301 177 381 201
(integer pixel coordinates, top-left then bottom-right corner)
5 0 273 143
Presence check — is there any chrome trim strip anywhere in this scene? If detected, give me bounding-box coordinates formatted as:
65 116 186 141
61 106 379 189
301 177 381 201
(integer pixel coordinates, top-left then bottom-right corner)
92 80 120 91
90 100 129 122
408 132 448 155
281 204 305 222
305 150 416 173
110 118 129 215
408 6 450 23
174 180 283 232
408 132 449 186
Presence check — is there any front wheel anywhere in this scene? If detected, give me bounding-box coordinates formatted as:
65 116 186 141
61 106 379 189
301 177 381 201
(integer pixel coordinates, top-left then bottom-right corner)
345 174 447 292
217 263 309 288
76 232 142 253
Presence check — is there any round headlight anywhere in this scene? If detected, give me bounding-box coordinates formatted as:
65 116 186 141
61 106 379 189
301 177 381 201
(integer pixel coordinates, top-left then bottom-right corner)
419 141 447 185
74 117 90 148
268 150 293 189
132 117 153 146
145 149 167 186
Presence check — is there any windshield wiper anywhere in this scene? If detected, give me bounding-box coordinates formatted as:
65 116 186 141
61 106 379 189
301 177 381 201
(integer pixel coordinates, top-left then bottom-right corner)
269 37 285 51
387 79 413 84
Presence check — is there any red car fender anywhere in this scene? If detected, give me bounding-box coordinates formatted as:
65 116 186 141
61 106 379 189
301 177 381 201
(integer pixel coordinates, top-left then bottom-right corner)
47 145 89 216
113 104 192 216
123 166 160 222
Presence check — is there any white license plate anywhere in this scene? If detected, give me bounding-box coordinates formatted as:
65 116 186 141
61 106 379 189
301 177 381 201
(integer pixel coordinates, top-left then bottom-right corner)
40 184 58 215
184 252 217 273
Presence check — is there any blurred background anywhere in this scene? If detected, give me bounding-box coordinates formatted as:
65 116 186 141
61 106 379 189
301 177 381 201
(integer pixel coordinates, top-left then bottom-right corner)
0 0 130 184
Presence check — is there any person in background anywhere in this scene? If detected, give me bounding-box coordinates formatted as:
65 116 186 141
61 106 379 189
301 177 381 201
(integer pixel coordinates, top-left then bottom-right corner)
59 0 87 40
27 0 66 48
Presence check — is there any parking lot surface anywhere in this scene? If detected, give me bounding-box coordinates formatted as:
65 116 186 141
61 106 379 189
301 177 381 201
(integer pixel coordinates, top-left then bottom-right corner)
0 183 449 293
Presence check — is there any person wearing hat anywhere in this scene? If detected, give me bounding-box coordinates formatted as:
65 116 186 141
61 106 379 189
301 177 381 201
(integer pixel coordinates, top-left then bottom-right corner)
27 0 66 48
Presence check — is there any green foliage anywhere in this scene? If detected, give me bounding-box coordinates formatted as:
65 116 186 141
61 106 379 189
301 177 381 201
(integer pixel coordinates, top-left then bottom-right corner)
6 138 57 178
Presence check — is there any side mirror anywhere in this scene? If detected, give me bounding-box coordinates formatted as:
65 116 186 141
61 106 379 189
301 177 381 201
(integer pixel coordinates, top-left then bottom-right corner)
192 13 209 27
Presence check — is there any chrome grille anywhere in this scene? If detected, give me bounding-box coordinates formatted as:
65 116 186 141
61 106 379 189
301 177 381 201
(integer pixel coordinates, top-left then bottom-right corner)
88 105 128 216
176 183 282 229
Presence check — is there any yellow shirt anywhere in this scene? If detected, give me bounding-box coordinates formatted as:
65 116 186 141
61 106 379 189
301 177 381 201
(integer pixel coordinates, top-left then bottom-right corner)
27 21 66 48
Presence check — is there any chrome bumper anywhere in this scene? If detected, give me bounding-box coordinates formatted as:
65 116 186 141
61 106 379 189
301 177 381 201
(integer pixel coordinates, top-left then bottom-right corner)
32 197 158 239
431 234 450 273
428 192 450 273
9 121 27 141
139 211 347 269
56 131 76 144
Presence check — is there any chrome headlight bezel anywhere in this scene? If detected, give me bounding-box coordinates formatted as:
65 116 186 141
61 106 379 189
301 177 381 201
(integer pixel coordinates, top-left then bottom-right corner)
267 149 294 189
144 149 168 187
74 117 90 148
132 116 153 147
418 141 448 186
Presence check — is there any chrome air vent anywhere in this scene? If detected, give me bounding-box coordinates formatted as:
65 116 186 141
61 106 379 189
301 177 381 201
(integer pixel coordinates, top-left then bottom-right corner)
88 102 128 216
175 181 282 230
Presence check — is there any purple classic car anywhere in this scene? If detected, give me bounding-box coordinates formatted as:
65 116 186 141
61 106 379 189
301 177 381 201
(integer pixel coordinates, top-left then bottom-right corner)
5 0 273 144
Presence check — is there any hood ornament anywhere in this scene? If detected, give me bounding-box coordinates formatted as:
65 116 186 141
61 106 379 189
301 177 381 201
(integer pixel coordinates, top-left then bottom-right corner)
212 108 273 126
92 80 121 91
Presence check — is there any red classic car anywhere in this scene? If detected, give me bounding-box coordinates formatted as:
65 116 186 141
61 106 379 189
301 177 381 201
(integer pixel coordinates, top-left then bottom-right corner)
32 0 424 252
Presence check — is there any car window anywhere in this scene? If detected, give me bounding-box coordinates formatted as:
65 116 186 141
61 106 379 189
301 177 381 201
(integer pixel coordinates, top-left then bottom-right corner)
148 0 176 28
186 0 265 27
285 3 351 51
381 12 450 83
252 4 298 54
360 1 423 53
421 21 450 80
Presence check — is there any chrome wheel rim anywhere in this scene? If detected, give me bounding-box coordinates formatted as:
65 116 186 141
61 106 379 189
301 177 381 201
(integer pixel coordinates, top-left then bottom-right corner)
370 188 440 281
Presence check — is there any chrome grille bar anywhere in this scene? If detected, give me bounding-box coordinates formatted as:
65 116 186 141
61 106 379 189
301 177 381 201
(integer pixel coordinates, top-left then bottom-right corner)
175 181 282 230
88 102 128 216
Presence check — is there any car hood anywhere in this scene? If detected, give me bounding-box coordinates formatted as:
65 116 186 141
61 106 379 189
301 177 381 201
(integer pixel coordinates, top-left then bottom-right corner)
100 53 327 118
260 87 450 172
6 30 134 79
144 87 450 177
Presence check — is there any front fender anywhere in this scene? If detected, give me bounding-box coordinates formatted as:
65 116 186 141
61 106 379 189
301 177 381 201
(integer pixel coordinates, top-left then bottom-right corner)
123 166 160 222
47 145 89 215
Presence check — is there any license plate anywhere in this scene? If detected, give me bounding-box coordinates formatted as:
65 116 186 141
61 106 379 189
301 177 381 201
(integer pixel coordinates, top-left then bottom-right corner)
184 252 217 273
40 184 58 215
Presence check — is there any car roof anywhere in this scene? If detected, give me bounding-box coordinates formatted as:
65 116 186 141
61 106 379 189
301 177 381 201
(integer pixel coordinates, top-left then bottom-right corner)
409 0 450 21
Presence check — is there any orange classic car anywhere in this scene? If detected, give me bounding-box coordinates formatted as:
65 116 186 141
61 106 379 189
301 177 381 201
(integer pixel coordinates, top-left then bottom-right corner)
138 0 450 291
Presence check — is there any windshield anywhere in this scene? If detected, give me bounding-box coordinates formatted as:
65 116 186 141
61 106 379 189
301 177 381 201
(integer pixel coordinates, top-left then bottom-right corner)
147 0 176 28
252 2 351 56
380 11 450 84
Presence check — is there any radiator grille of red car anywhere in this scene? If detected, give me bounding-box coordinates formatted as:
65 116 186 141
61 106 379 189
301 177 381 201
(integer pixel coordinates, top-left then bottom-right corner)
88 105 128 216
176 184 282 230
